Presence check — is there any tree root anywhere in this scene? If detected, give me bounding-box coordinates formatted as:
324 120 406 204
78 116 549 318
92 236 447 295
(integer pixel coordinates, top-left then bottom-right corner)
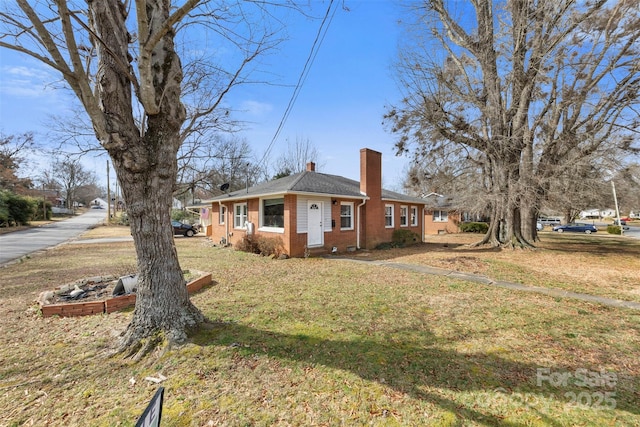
114 317 206 361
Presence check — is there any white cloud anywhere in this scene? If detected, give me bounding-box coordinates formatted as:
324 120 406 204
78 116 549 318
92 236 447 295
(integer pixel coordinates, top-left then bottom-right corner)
6 65 49 78
241 100 273 116
0 64 58 98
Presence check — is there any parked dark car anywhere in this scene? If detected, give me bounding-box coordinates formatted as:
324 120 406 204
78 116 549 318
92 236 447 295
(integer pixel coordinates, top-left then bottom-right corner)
552 224 598 234
172 220 198 237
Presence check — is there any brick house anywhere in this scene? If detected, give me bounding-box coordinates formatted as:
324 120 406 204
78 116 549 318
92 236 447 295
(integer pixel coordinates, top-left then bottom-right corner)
204 148 427 257
422 193 462 235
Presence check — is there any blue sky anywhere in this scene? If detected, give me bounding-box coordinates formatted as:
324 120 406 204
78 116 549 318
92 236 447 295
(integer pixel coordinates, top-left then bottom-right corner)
0 1 411 190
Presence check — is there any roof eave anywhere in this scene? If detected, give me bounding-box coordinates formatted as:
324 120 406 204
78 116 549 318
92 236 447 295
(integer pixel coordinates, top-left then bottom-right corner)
381 197 427 205
204 190 370 204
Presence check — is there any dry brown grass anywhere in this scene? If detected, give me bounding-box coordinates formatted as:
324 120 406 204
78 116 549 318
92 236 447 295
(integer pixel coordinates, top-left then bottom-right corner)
0 226 638 426
78 224 133 239
357 232 640 303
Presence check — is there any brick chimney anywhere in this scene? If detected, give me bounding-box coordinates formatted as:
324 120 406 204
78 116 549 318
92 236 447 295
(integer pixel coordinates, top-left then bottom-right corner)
360 148 384 250
360 148 381 199
306 162 316 172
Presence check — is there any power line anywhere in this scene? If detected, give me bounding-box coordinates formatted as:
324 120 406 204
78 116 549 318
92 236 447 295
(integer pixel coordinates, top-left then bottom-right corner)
258 0 337 169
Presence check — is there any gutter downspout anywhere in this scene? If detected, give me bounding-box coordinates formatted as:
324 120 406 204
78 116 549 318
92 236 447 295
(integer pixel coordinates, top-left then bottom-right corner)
357 198 366 249
422 206 426 243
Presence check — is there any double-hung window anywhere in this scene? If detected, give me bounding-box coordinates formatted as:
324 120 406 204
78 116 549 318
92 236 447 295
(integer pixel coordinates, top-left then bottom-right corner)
219 205 226 225
410 206 418 226
234 203 247 228
400 205 408 227
340 202 354 230
433 210 448 222
384 204 394 228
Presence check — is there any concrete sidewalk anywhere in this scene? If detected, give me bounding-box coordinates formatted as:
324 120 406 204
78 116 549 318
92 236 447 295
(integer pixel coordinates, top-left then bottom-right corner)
330 257 640 311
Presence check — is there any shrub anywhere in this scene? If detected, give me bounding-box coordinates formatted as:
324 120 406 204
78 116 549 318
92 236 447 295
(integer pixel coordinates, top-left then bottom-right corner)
375 241 400 250
392 229 421 246
0 190 37 226
607 225 622 235
115 212 130 226
235 234 285 258
171 209 197 223
460 222 489 233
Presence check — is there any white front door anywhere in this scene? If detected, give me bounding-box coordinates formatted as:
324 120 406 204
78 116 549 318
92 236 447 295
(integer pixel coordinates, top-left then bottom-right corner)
307 201 323 247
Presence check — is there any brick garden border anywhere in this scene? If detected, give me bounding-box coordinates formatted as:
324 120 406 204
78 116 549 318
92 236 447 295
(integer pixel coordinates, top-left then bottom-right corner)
41 272 213 318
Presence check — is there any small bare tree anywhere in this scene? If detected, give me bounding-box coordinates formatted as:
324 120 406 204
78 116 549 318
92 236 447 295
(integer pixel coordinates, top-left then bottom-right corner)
47 156 96 210
175 134 260 202
272 135 324 178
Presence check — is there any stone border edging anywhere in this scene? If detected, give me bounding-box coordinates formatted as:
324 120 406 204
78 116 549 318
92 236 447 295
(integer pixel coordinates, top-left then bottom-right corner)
41 272 213 318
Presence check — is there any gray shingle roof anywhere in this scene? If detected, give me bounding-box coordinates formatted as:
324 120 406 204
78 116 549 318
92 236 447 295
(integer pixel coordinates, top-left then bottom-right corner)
205 171 426 204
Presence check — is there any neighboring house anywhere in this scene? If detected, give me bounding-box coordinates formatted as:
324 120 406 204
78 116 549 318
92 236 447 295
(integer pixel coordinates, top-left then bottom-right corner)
422 193 461 235
90 198 108 208
204 148 427 257
580 208 616 219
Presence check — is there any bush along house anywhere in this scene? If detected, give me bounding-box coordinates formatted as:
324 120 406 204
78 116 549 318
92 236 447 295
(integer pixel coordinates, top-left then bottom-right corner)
204 148 427 258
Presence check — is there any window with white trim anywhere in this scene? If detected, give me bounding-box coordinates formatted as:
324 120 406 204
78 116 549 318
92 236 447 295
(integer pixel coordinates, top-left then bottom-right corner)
433 210 448 222
385 204 394 228
234 203 247 228
400 205 408 227
410 206 418 226
340 202 354 230
262 198 284 228
219 205 226 225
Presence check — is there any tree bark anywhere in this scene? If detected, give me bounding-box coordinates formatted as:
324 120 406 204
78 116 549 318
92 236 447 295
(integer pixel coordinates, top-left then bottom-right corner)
87 0 205 355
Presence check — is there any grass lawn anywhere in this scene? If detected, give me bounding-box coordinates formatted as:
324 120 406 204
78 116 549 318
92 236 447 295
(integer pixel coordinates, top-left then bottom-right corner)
0 227 638 426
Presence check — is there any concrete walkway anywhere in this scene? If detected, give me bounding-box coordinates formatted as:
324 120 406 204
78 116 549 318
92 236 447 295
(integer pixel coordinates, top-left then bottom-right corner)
330 257 640 311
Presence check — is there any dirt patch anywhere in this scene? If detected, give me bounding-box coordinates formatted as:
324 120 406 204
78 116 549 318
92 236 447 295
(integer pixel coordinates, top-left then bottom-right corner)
441 256 487 274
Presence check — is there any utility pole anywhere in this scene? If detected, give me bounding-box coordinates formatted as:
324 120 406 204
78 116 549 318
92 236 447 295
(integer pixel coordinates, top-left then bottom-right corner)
42 183 46 221
612 181 623 236
107 160 111 224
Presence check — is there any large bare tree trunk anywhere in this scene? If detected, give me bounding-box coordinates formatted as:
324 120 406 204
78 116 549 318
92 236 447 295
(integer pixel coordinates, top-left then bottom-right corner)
88 0 204 355
3 0 284 356
386 0 638 250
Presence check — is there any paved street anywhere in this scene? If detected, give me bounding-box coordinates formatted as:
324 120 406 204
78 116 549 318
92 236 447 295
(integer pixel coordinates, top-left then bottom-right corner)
0 209 107 266
575 220 640 239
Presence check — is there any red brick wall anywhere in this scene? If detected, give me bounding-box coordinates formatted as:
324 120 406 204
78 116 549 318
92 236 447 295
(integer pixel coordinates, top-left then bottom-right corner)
424 210 461 235
364 202 424 248
210 198 295 255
